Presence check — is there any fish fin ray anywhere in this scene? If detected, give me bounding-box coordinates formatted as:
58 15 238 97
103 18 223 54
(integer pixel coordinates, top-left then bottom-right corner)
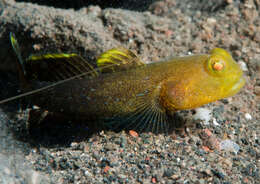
105 95 170 134
97 47 145 73
26 53 98 82
10 32 32 92
10 32 26 76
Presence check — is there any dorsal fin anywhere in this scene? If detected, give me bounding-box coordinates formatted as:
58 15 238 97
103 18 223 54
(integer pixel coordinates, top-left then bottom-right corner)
26 53 98 82
97 47 145 73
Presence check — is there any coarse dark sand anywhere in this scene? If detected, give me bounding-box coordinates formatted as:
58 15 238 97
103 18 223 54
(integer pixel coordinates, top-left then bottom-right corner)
0 0 259 183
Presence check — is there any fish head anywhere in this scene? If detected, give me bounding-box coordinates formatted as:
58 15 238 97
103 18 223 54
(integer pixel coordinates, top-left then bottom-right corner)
204 48 245 97
159 48 245 111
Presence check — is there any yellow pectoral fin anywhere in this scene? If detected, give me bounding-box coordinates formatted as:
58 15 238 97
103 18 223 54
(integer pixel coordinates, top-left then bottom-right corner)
97 47 145 73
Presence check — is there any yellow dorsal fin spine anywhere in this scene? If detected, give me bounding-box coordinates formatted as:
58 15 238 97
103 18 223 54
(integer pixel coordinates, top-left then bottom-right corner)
97 47 144 73
28 53 77 60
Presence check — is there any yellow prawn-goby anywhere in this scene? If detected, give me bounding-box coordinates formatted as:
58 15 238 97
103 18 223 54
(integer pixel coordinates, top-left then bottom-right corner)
2 33 245 133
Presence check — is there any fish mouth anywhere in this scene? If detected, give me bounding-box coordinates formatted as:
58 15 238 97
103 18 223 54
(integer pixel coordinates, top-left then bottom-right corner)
228 76 245 95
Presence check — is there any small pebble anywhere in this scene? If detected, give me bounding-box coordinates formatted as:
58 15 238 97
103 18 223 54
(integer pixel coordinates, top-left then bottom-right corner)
238 61 248 71
213 118 220 126
193 108 212 125
103 165 110 173
211 169 225 179
254 86 260 96
206 17 217 24
244 113 252 120
220 140 240 154
129 130 139 137
163 168 175 178
151 177 157 183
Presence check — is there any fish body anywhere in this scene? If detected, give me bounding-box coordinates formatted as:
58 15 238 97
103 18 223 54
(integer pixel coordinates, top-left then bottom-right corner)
32 55 209 115
7 33 245 133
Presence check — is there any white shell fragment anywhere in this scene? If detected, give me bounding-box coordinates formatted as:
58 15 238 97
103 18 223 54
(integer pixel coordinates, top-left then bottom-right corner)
220 140 240 154
238 61 248 71
244 113 252 120
193 108 212 125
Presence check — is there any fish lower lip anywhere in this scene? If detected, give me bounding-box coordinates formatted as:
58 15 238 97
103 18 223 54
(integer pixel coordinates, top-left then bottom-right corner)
230 77 245 92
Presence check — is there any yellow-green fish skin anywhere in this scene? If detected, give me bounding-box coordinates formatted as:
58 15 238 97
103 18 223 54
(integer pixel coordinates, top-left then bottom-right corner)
30 48 245 125
8 32 244 133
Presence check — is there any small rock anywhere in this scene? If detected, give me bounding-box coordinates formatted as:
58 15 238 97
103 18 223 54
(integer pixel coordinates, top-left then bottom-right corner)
220 158 233 168
213 118 220 126
244 113 252 120
207 18 216 24
204 168 212 176
193 108 212 125
84 170 92 177
219 140 240 154
198 178 206 184
163 168 175 178
70 142 78 147
104 143 117 151
238 61 248 71
254 86 260 96
211 169 225 179
129 130 139 137
103 165 110 173
226 0 233 4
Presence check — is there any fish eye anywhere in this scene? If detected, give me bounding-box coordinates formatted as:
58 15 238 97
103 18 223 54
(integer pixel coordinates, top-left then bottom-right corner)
208 57 225 72
205 55 227 77
212 60 225 71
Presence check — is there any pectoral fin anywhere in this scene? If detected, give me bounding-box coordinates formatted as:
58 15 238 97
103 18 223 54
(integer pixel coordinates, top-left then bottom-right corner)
97 47 145 73
105 87 170 134
106 101 170 134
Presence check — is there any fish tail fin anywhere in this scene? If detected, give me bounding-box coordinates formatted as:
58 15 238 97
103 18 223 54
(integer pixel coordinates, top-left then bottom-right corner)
10 32 31 91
